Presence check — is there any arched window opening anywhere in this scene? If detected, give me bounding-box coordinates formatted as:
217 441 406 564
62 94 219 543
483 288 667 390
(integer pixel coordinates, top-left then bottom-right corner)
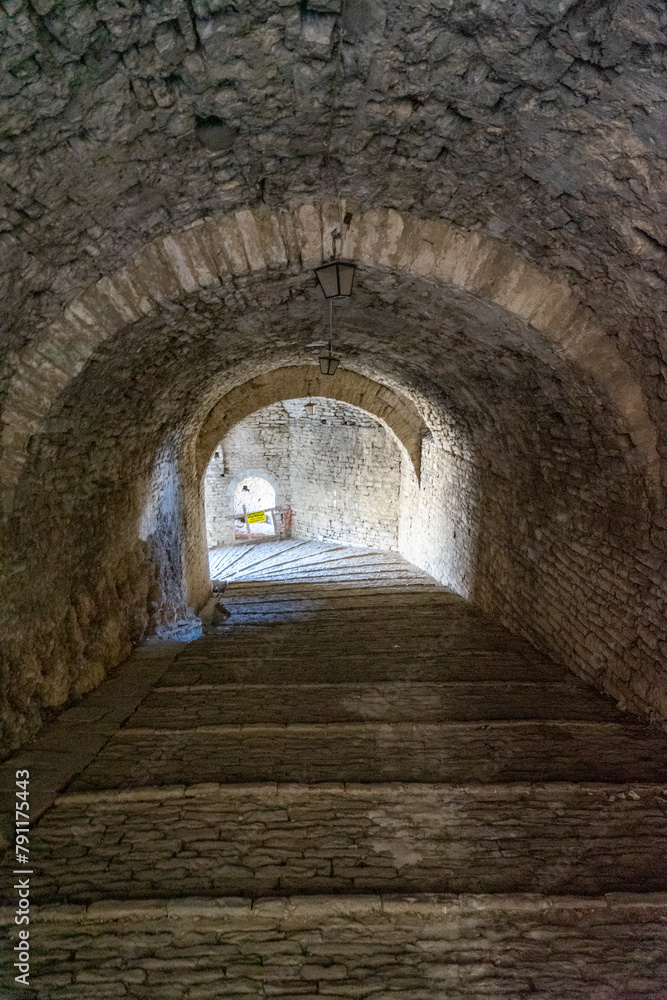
233 476 276 538
204 457 289 549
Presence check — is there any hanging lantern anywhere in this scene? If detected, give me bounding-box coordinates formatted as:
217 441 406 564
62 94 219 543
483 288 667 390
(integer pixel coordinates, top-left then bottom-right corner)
314 261 356 299
313 250 354 376
319 355 340 376
304 401 316 415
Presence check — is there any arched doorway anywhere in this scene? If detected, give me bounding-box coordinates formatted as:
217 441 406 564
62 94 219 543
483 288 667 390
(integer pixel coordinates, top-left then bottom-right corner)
233 476 276 537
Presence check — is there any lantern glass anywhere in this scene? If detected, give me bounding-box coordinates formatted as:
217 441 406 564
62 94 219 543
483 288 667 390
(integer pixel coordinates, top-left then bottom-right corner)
319 355 340 376
304 401 316 415
314 261 356 299
337 262 355 297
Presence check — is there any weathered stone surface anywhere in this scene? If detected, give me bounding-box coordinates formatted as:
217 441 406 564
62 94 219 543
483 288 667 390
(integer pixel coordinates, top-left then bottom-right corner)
0 640 187 850
67 719 667 789
1 894 666 999
131 680 622 727
2 542 666 996
30 781 667 902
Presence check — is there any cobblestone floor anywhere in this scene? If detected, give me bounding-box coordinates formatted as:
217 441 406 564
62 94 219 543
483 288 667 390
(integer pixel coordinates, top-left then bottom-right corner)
2 540 667 998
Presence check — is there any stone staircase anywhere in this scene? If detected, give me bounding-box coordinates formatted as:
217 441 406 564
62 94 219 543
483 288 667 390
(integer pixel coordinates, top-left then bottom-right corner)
3 540 667 998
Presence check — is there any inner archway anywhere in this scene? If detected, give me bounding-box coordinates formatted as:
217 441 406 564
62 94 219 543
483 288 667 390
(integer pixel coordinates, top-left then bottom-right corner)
203 397 404 554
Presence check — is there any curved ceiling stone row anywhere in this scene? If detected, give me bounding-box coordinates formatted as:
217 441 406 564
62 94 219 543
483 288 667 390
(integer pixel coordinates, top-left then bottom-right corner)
194 365 426 479
1 203 659 515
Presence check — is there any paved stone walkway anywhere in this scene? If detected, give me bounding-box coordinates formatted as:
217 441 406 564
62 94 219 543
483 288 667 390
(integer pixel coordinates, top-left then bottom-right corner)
2 540 667 997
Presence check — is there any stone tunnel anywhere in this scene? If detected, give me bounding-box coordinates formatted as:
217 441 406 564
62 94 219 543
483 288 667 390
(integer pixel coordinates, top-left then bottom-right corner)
1 1 666 996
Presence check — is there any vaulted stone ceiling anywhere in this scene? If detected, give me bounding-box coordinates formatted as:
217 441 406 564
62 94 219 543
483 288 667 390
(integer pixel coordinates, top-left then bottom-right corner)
1 0 666 363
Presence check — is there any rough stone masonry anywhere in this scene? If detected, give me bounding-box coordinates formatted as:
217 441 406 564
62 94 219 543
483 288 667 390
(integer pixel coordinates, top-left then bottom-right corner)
1 3 667 995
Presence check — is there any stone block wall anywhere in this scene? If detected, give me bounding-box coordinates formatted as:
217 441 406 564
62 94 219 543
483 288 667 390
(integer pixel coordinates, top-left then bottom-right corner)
204 399 402 551
399 432 478 600
400 420 665 724
0 438 186 757
469 463 663 725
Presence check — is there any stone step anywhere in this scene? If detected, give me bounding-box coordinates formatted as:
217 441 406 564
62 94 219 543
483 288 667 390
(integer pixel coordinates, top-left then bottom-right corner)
229 560 427 575
175 619 562 659
216 542 429 569
128 681 623 726
226 580 443 595
222 590 454 608
209 613 515 630
175 636 557 656
30 783 667 903
226 571 434 588
189 604 556 654
196 623 540 646
224 560 432 582
212 542 425 584
226 555 413 581
224 588 461 605
67 721 667 791
160 652 571 685
213 608 522 630
4 893 666 999
209 539 318 577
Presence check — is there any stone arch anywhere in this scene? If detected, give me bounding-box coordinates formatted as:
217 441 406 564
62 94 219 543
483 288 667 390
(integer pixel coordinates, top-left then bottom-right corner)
226 468 283 510
1 203 660 517
185 375 422 607
195 367 425 482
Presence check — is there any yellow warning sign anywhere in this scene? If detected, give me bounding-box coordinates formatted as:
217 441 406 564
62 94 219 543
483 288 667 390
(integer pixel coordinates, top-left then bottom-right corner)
246 510 266 524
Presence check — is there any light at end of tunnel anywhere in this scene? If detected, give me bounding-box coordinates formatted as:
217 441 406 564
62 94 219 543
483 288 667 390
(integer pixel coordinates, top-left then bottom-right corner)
319 355 340 376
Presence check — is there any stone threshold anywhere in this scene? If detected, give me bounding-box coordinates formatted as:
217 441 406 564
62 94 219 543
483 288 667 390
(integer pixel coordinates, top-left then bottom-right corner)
2 892 666 926
53 779 667 806
151 680 589 691
113 719 655 736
